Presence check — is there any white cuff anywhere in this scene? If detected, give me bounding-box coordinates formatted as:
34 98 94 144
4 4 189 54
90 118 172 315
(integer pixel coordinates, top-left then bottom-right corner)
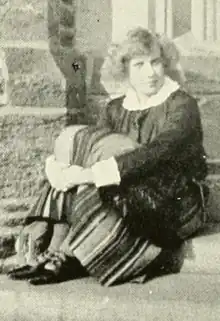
91 157 121 187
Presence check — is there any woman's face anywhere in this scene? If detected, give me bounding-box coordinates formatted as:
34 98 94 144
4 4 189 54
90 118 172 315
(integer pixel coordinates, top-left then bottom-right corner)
128 43 165 97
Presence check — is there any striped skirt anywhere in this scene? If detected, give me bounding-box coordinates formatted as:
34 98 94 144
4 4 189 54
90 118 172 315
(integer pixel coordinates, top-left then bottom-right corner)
25 125 206 286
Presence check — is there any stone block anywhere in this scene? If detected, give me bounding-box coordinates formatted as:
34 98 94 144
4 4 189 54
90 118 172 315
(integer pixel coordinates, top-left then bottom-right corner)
206 179 220 222
4 47 58 74
0 7 48 41
199 96 220 159
181 55 220 94
8 72 66 107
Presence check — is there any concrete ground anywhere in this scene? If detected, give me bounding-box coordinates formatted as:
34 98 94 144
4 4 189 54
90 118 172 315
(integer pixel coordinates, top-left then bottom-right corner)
0 272 220 321
0 227 220 321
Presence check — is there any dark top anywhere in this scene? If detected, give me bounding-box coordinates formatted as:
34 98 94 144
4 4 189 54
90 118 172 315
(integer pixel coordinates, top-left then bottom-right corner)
97 89 207 184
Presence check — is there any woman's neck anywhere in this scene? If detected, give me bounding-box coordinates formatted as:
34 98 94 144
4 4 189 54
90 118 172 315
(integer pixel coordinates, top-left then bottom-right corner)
133 79 165 105
123 76 180 111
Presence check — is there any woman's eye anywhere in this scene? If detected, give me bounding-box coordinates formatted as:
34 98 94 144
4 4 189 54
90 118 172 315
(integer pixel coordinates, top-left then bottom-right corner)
134 62 144 68
151 58 162 66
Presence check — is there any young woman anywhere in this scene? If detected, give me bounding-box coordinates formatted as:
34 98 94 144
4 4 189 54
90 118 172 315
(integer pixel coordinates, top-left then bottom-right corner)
8 28 209 286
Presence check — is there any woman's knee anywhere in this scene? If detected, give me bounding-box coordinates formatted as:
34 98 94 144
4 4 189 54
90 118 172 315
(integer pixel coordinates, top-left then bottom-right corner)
54 125 88 164
86 133 140 166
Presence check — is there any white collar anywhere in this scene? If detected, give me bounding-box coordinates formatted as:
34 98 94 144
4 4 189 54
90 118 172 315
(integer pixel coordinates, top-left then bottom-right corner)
122 76 180 111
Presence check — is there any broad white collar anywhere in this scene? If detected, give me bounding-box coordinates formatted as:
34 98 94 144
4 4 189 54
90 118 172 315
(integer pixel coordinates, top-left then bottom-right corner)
122 76 180 111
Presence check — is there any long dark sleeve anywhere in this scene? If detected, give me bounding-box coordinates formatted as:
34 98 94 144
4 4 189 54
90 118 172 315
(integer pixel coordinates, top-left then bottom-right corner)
115 92 203 179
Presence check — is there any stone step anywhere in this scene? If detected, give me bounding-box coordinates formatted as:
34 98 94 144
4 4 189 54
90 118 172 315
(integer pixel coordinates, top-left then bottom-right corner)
0 3 48 42
8 71 66 107
1 43 81 77
0 212 27 228
182 226 220 274
0 198 31 228
2 46 58 75
199 96 220 159
0 43 86 107
0 43 66 108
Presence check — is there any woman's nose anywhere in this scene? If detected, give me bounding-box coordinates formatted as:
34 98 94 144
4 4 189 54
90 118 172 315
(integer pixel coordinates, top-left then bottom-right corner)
142 62 155 77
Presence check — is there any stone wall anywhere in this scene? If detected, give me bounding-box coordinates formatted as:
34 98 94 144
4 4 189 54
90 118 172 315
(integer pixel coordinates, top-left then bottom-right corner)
0 0 68 108
47 0 87 123
1 0 220 112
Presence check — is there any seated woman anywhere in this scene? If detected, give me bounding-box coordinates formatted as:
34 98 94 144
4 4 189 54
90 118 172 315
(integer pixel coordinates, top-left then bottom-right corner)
8 27 209 286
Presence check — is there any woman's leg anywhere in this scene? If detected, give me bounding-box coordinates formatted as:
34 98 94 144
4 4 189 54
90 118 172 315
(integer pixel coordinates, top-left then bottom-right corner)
17 132 179 286
11 125 89 271
8 221 71 280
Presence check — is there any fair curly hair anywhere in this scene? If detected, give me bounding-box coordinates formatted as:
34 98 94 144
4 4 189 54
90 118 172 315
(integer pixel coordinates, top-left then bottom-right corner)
100 28 185 94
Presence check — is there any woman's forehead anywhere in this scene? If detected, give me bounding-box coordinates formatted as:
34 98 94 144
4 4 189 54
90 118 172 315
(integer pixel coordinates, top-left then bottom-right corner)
130 45 161 63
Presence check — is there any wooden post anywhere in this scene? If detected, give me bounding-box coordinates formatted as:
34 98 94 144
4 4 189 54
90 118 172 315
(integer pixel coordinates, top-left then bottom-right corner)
155 0 174 37
206 0 216 40
166 0 174 38
191 0 206 41
155 0 166 34
147 0 156 32
216 0 220 40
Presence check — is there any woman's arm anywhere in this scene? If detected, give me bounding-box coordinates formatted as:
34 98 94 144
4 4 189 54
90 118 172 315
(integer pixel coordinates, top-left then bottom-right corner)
115 94 202 179
55 93 203 190
91 93 203 186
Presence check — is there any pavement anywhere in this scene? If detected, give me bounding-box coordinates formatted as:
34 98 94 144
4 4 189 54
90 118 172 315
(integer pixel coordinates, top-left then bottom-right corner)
0 272 220 321
0 224 219 321
0 174 220 320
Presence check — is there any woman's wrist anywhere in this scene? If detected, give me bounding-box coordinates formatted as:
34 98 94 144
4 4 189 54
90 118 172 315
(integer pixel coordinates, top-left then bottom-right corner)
67 166 95 185
81 168 95 184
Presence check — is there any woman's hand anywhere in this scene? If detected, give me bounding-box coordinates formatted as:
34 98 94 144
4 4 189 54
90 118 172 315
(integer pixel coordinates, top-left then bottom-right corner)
45 155 69 189
45 155 94 192
55 167 94 192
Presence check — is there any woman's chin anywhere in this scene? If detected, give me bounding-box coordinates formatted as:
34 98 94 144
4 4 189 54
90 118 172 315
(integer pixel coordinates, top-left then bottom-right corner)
139 87 159 97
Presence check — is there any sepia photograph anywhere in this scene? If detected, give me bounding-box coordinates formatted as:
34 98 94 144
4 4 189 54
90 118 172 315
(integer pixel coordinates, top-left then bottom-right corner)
0 0 220 320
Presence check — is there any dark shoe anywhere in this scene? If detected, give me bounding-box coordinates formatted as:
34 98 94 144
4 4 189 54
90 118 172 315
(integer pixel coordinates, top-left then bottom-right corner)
28 267 72 285
28 252 87 285
7 263 46 280
7 265 33 276
7 249 56 280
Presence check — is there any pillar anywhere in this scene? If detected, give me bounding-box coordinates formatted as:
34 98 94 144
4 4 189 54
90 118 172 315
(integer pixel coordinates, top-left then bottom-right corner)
155 0 174 37
217 0 220 40
191 0 220 41
206 0 216 40
0 0 66 108
155 0 167 34
191 0 206 41
166 0 174 38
